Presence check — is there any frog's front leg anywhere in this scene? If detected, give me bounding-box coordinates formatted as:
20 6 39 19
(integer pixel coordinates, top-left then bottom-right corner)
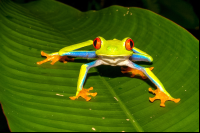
127 61 180 107
37 51 74 65
37 40 93 65
69 60 102 101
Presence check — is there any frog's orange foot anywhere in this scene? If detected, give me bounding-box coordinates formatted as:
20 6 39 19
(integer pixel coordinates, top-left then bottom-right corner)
121 67 154 79
37 51 60 65
37 51 74 65
69 87 97 101
148 88 180 107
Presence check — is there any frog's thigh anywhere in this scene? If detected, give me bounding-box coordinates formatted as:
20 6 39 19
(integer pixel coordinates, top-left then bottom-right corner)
127 61 167 94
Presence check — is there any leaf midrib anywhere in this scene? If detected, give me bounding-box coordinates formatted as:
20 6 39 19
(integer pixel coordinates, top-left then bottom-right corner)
98 73 144 132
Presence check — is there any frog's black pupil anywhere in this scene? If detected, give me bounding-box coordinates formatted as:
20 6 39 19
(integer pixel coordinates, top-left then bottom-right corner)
130 40 133 48
94 40 97 47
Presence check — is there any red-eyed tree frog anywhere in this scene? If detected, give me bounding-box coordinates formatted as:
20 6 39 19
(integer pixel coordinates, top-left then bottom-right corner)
37 37 180 107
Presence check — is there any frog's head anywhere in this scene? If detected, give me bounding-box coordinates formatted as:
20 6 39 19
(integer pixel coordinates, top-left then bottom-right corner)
93 36 134 57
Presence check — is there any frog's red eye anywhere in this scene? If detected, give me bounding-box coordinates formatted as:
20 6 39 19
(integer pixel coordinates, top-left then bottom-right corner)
93 37 101 49
125 38 134 50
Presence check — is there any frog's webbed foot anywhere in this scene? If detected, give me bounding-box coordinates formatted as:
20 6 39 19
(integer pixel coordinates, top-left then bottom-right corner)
149 88 180 107
69 87 97 101
37 51 74 65
121 67 154 79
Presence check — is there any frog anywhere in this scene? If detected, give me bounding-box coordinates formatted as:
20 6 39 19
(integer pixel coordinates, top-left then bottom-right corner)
37 36 180 107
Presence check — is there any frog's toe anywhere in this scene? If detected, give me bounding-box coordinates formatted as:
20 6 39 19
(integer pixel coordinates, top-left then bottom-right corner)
87 87 93 91
40 51 47 56
60 56 74 63
149 67 154 71
37 51 60 65
50 56 61 65
37 57 55 65
160 102 166 107
90 92 97 97
172 98 181 103
69 87 97 101
121 67 154 79
148 88 180 107
149 96 156 102
69 96 77 100
85 97 92 101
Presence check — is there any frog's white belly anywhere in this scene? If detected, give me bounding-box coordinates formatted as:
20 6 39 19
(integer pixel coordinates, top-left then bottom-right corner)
97 55 131 66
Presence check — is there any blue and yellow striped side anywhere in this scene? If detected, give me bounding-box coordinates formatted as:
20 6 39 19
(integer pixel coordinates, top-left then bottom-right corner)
61 51 97 59
131 62 172 97
76 60 99 96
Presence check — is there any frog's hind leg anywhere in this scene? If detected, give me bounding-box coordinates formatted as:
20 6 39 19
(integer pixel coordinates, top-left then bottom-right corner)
125 61 180 107
69 60 102 101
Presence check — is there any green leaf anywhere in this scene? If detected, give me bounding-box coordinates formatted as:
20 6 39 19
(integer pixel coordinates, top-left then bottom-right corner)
0 0 199 132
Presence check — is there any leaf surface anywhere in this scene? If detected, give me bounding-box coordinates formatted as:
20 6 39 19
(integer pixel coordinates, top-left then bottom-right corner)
0 0 199 132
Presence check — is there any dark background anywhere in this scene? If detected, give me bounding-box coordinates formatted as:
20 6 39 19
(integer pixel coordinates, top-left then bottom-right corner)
0 0 199 132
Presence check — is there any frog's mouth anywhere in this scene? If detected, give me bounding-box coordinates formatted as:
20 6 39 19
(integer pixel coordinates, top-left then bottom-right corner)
98 55 130 58
97 54 131 57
